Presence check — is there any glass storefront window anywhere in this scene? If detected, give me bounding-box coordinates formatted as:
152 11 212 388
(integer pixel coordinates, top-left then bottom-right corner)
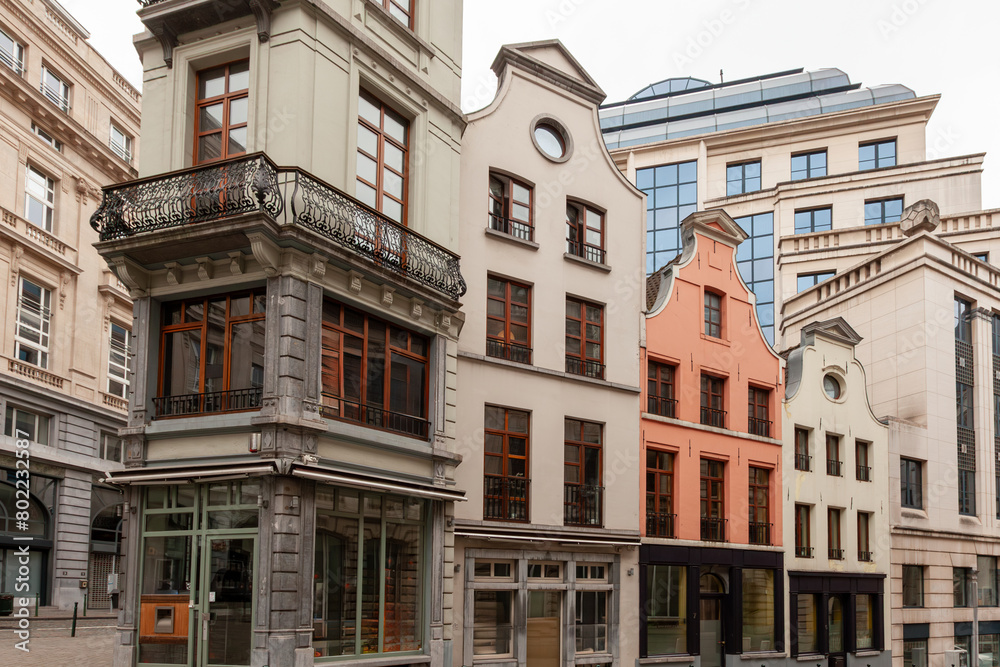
576 590 607 653
855 593 874 649
795 594 818 654
138 534 193 665
741 569 774 651
473 591 513 656
645 564 686 654
904 639 928 667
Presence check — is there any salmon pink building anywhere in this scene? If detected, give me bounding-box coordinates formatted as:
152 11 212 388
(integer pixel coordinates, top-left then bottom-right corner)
639 210 785 665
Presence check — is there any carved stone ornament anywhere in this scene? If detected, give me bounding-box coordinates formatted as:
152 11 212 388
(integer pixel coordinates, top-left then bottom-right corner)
410 298 423 320
381 286 394 307
347 270 363 294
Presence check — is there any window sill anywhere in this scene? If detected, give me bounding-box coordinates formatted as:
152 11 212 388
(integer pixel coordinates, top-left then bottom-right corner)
362 0 438 59
575 653 614 665
740 652 786 660
485 226 539 250
795 654 824 662
960 514 983 526
900 507 927 520
700 333 731 346
639 656 695 664
563 252 611 273
854 651 881 657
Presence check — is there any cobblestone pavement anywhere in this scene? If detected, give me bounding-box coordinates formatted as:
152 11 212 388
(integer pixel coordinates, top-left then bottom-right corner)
9 626 116 666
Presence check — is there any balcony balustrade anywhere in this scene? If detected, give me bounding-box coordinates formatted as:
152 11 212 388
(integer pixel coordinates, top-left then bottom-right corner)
700 406 726 429
794 453 812 471
748 521 772 546
153 387 262 418
565 357 605 380
488 213 533 242
483 476 529 522
564 484 603 527
795 545 814 558
858 550 874 562
320 394 429 439
829 548 844 560
486 338 532 365
90 153 467 300
700 517 727 542
827 459 843 476
856 464 871 481
748 416 772 437
646 512 676 538
647 395 676 418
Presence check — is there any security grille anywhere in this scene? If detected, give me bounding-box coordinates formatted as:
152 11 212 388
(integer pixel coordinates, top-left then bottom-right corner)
88 552 116 609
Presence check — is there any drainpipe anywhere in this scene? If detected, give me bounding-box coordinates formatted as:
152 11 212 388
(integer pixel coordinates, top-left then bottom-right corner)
972 566 979 667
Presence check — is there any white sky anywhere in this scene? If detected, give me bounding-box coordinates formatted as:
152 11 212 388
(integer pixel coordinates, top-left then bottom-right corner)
62 0 999 208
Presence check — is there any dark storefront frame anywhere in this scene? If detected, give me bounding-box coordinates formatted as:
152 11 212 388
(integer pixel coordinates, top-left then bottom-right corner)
789 571 885 656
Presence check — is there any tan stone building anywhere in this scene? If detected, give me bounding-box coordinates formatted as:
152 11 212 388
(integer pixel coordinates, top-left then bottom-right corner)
92 1 466 666
0 0 139 610
453 40 643 667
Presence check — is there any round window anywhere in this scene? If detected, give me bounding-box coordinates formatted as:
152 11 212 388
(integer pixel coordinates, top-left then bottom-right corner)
531 119 570 161
823 374 842 400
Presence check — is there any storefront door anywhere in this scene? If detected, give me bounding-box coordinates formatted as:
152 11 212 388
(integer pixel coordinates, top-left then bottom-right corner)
700 572 726 667
199 537 255 666
526 591 561 667
827 595 846 667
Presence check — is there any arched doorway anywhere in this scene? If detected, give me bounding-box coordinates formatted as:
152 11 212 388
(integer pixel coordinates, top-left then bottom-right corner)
0 482 51 603
700 572 727 667
88 501 123 609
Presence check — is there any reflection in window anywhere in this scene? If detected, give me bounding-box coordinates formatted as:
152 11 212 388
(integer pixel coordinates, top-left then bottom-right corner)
865 197 904 226
575 590 607 653
726 160 761 196
473 591 513 655
645 564 686 654
859 139 896 170
855 593 874 649
741 569 774 651
794 207 832 234
903 638 928 667
637 161 698 274
791 150 826 181
733 212 775 344
795 593 818 654
796 272 835 293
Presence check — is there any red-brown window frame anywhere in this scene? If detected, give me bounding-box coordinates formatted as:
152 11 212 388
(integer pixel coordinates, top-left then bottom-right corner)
320 299 429 436
194 59 249 165
700 374 725 427
647 360 676 417
826 433 842 476
566 200 606 264
794 427 810 471
704 290 722 338
857 511 872 560
748 386 770 436
828 507 842 557
795 504 811 553
646 449 674 516
565 297 604 378
158 290 266 413
748 466 769 532
383 0 414 29
488 172 534 241
700 458 725 519
357 89 409 225
564 418 603 487
484 405 530 523
486 276 531 362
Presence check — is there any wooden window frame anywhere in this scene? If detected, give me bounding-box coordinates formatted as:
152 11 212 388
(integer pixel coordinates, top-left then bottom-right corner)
486 276 531 363
646 449 674 517
647 360 676 417
357 89 409 225
483 405 530 522
748 467 769 544
700 374 725 428
700 458 725 540
704 291 722 338
748 386 770 436
857 512 872 561
794 427 811 471
564 418 603 488
194 59 249 165
826 434 842 476
488 172 533 241
565 297 604 379
794 504 811 556
828 508 842 558
566 200 606 264
320 299 430 437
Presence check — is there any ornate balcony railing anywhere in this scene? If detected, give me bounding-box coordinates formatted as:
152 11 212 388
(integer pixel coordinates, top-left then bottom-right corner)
827 459 843 476
828 548 844 560
700 517 727 542
483 476 529 522
320 394 429 439
856 464 871 482
488 213 533 242
794 453 812 471
700 406 726 429
748 416 772 437
90 153 467 300
565 357 605 380
646 512 676 538
748 521 772 546
486 338 532 365
564 484 603 527
647 395 676 418
153 387 262 418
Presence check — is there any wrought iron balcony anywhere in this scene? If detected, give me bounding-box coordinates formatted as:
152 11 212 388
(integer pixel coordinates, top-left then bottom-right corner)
794 453 812 471
153 387 262 418
565 357 605 380
748 416 772 437
90 154 467 300
486 338 532 365
828 548 844 560
700 406 726 429
566 239 605 264
858 550 874 562
700 517 727 542
827 459 843 476
646 512 675 538
488 213 533 242
320 394 429 439
483 476 529 522
564 484 603 527
647 395 676 418
795 546 814 558
856 464 871 481
748 521 772 546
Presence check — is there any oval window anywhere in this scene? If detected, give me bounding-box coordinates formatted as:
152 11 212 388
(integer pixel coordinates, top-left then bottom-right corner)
823 375 841 400
533 123 566 160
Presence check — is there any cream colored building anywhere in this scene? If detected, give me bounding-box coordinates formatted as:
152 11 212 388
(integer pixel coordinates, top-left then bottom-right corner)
453 40 643 667
92 1 467 665
0 0 139 609
782 318 890 663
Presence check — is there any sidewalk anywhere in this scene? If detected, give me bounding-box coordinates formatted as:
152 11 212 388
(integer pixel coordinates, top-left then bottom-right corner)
9 626 116 666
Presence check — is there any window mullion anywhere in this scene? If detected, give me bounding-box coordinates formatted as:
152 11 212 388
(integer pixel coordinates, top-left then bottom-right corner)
378 511 387 653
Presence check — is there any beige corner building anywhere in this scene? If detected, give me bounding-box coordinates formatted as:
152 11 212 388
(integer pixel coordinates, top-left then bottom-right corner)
0 0 140 610
453 40 644 667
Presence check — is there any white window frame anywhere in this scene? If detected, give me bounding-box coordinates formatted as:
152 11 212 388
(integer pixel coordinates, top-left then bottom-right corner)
0 27 24 75
25 165 55 231
100 432 123 462
15 276 52 369
40 65 70 113
109 124 132 163
107 322 131 398
4 405 50 446
30 122 62 152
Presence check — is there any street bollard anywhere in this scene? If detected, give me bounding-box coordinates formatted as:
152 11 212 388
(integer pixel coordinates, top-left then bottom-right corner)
83 593 87 616
71 601 78 637
34 594 38 617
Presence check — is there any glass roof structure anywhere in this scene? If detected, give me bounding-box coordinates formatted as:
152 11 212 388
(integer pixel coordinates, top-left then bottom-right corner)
601 68 915 150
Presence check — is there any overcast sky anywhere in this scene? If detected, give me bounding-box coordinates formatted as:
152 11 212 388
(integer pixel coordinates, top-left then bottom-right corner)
62 0 999 208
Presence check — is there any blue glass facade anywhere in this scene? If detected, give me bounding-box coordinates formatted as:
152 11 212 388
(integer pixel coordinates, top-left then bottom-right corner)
734 213 775 346
637 161 698 275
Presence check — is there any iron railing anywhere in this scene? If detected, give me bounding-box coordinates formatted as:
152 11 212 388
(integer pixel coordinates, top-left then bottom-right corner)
828 548 844 560
40 82 70 113
90 154 468 300
488 213 533 242
320 394 429 439
700 406 726 428
486 338 532 365
795 546 814 558
700 517 726 542
748 521 772 546
564 484 603 527
748 416 772 437
827 459 843 476
858 550 873 562
483 476 529 522
794 453 812 471
0 48 23 76
647 395 676 418
856 465 871 481
153 387 262 417
565 357 605 380
646 512 675 538
566 239 605 264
